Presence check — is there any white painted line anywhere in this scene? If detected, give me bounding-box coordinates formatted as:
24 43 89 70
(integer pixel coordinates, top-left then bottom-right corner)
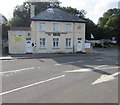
92 72 120 85
86 65 118 70
92 75 115 85
96 59 103 62
112 71 120 77
55 64 62 66
100 66 118 70
76 61 84 63
97 65 108 68
55 60 84 66
37 67 41 69
65 68 92 73
0 75 65 96
0 67 35 74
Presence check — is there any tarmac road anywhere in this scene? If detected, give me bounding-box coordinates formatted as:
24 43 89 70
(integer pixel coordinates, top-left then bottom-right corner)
1 47 119 103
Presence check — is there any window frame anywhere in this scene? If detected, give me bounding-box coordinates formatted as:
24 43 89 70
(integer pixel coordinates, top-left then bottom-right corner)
39 23 45 32
39 38 46 48
66 24 72 32
52 38 60 48
53 23 59 32
66 38 72 48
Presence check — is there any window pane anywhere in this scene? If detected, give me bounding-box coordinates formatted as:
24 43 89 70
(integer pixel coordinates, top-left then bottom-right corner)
53 38 59 48
66 38 71 47
40 38 45 48
66 24 72 32
40 23 45 31
53 23 59 32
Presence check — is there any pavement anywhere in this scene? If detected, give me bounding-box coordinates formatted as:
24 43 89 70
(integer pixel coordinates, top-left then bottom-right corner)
0 46 118 60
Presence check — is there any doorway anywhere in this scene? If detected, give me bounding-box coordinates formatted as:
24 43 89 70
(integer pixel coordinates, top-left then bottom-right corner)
25 38 33 53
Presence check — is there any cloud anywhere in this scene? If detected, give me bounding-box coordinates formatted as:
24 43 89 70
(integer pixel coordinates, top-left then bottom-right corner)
91 0 118 23
0 0 119 23
0 0 25 20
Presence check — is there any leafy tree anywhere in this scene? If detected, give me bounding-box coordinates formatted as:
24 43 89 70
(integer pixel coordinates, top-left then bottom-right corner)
2 24 8 40
8 2 61 27
8 3 31 27
98 8 120 44
60 6 86 18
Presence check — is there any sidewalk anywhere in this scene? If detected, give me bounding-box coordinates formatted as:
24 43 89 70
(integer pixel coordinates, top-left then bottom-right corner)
0 46 118 60
0 53 89 60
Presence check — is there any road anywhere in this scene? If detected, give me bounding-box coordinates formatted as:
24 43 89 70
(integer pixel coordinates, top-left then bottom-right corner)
1 50 119 103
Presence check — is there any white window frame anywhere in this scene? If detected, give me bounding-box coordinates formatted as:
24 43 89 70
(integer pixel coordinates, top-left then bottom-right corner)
39 23 45 32
52 38 60 48
66 24 72 32
39 38 46 48
53 23 59 32
66 38 72 48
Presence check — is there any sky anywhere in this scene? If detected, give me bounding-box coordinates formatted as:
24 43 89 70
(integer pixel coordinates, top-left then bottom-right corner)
0 0 119 24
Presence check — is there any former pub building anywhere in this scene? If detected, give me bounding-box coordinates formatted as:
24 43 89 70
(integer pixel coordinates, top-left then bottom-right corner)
8 7 86 54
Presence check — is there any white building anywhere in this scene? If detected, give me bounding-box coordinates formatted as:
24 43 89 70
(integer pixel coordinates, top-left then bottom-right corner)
8 8 86 54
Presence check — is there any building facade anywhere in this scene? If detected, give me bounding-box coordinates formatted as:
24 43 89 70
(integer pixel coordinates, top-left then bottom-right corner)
8 8 86 54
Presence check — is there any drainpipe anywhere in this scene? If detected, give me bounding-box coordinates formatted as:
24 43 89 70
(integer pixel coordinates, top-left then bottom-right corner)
73 23 75 53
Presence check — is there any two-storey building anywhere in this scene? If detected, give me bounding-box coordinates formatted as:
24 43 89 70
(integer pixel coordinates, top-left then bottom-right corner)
8 8 86 54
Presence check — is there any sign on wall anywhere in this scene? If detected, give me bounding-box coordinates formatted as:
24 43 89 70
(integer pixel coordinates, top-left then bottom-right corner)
14 35 22 42
85 42 91 48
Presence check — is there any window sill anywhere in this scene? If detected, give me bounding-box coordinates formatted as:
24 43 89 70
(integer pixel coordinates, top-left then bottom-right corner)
66 31 73 33
65 47 73 49
52 47 60 49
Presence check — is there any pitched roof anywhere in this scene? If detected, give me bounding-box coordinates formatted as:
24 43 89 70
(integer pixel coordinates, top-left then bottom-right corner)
31 8 86 23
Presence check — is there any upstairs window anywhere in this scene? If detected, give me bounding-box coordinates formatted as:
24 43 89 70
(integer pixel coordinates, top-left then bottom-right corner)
66 24 72 32
53 23 59 32
40 38 46 48
39 23 45 32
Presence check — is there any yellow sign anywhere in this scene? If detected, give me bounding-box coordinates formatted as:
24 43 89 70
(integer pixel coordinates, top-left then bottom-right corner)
14 37 22 42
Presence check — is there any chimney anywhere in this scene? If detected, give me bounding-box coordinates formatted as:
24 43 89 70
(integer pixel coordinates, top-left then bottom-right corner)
30 4 35 18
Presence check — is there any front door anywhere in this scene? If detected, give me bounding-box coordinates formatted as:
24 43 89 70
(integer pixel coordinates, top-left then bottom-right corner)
77 38 82 52
26 38 33 53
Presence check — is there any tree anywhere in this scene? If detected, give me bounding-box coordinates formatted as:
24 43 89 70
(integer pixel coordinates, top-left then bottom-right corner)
8 2 61 27
8 3 31 27
2 24 8 40
98 8 120 43
60 6 86 18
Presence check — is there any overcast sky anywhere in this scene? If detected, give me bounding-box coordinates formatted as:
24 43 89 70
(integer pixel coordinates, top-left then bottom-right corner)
0 0 119 24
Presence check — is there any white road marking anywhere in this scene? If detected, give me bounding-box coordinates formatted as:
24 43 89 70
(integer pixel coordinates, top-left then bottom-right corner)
65 68 92 73
96 59 103 62
55 60 84 66
92 72 120 85
100 66 118 70
55 64 62 66
85 65 118 70
96 65 108 68
0 67 35 75
0 75 65 96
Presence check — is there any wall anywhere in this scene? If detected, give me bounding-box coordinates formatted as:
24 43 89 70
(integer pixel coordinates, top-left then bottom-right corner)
8 30 31 54
31 21 85 53
8 21 85 54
